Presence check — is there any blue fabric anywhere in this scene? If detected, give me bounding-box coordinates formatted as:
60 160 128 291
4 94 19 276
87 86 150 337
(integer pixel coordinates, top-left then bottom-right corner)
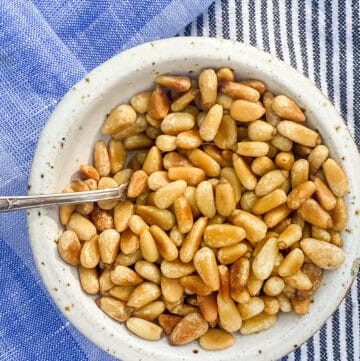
0 1 213 360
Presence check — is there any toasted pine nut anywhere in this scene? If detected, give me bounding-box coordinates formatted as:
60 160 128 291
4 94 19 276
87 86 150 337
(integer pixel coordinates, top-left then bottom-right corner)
160 112 195 135
248 120 276 141
247 271 264 296
147 171 170 191
158 314 182 334
235 141 270 157
233 154 257 190
216 67 234 81
130 91 151 114
171 88 199 112
119 228 139 255
195 180 216 218
101 104 137 135
278 224 302 249
219 80 260 102
179 216 207 262
148 85 169 120
284 269 313 290
217 292 242 332
277 120 320 147
180 275 212 296
216 243 247 265
238 296 265 320
155 75 191 92
255 169 288 197
99 268 114 292
197 293 218 325
113 114 148 140
116 249 142 267
126 317 163 341
93 140 111 177
136 205 175 231
306 144 329 175
275 151 295 171
163 151 193 169
123 133 153 150
239 79 266 95
132 300 165 321
149 225 178 261
311 176 337 211
204 224 246 248
229 257 250 291
230 99 265 122
215 179 236 217
296 263 323 300
169 312 208 345
187 149 220 177
199 69 218 111
111 265 143 286
113 201 134 232
97 177 118 210
141 146 162 175
161 276 184 303
252 189 287 215
240 313 277 335
263 276 285 296
80 234 100 268
168 167 205 186
277 293 292 312
80 164 100 181
169 225 184 247
220 167 242 202
152 180 186 210
297 198 333 229
174 195 193 233
96 296 132 322
300 238 345 269
127 170 148 198
134 260 161 284
322 158 349 197
290 159 309 189
311 225 331 242
193 247 220 291
278 248 304 277
262 296 280 315
127 282 161 309
66 213 97 241
252 237 278 280
272 95 305 122
212 114 237 150
199 329 235 350
330 197 347 231
160 259 195 279
199 104 223 141
57 230 81 265
79 266 99 294
139 229 160 263
270 133 293 152
287 181 316 209
175 129 202 149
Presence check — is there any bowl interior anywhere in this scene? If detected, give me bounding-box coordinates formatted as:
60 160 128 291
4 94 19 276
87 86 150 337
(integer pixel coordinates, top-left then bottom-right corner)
27 37 360 361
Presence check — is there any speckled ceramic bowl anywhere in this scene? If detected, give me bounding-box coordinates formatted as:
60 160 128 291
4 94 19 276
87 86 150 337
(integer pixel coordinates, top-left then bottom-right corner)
27 37 360 361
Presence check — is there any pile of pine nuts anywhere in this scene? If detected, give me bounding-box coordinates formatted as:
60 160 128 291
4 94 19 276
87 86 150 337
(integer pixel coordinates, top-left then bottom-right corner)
57 68 348 350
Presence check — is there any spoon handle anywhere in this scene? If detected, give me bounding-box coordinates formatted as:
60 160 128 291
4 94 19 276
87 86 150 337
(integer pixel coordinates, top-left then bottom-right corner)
0 184 128 212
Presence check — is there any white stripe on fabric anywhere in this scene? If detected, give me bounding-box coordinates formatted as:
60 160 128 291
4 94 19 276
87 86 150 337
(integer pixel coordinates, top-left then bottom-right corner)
345 0 355 135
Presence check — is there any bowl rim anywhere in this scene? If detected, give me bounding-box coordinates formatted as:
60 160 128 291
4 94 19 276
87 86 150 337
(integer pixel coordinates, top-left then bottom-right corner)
27 36 360 361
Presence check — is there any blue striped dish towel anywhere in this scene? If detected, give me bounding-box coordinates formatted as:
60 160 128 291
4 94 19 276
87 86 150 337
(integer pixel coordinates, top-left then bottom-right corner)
0 1 359 361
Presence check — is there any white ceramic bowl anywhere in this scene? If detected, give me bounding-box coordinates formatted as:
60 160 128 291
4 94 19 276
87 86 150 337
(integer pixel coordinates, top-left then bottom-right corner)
27 37 360 361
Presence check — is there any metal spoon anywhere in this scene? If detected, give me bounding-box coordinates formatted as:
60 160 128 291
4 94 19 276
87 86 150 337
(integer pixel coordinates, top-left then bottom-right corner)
0 183 128 212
